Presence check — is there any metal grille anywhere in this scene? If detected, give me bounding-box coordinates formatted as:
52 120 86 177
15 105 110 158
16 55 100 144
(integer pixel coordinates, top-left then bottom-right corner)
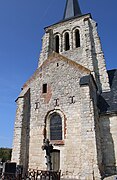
1 170 61 180
50 113 62 140
25 169 60 180
1 173 16 180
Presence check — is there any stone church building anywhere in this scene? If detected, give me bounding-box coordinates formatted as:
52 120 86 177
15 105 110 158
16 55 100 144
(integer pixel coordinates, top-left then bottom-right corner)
12 0 117 179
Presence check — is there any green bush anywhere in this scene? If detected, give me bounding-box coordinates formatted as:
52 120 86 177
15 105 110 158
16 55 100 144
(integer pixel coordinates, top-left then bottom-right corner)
0 148 12 162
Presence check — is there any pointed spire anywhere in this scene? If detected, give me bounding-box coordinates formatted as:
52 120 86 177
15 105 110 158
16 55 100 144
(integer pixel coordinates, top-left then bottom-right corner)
63 0 82 20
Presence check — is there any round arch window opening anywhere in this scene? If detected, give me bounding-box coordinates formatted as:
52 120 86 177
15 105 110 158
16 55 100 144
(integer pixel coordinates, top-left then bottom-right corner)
50 113 62 141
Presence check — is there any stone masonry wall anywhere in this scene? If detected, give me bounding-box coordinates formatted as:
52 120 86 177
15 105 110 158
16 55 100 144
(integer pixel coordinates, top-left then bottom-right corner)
100 114 117 176
12 97 24 164
29 56 89 173
15 54 102 179
87 19 110 92
90 78 103 170
12 10 112 179
79 80 101 179
12 90 30 174
38 14 110 92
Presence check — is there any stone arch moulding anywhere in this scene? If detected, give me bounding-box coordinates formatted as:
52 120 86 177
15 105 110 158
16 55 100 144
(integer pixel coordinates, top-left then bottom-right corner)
44 109 67 145
72 26 81 49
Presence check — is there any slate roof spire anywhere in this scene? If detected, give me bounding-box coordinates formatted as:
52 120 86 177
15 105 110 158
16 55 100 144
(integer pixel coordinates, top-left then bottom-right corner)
63 0 82 20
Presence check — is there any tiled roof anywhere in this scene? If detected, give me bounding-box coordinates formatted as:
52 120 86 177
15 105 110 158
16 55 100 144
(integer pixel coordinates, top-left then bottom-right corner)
98 69 117 114
63 0 82 20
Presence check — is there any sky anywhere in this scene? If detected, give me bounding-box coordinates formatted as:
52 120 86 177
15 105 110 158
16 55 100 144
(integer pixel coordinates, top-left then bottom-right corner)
0 0 117 148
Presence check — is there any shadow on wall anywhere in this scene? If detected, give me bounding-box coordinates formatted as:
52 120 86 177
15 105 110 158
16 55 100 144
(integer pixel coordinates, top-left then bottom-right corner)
100 116 116 178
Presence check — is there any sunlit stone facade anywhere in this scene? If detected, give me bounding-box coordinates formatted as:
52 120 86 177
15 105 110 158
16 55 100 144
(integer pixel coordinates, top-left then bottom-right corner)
12 1 117 179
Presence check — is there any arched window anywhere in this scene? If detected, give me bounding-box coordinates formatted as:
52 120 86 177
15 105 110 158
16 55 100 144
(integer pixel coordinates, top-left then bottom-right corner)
65 32 70 51
50 113 62 140
55 35 59 53
75 29 80 48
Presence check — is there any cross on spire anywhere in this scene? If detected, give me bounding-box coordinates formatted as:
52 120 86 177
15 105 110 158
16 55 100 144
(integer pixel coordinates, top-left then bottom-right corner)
63 0 82 20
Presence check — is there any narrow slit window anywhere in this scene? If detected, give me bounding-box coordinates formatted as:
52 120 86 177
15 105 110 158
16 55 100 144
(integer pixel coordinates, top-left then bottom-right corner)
55 35 59 53
65 32 70 51
43 84 47 93
75 30 80 48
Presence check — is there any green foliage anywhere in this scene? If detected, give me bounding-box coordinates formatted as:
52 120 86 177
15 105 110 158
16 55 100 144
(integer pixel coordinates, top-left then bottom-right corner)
0 148 12 162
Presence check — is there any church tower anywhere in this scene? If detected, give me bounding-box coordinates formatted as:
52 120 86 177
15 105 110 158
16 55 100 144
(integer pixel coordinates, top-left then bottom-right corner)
38 0 110 92
12 1 117 179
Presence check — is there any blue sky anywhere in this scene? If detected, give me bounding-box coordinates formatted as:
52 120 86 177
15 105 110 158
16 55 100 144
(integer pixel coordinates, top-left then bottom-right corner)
0 0 117 148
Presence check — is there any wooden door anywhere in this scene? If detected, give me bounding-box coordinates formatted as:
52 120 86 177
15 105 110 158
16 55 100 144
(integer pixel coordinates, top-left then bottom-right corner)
51 150 60 171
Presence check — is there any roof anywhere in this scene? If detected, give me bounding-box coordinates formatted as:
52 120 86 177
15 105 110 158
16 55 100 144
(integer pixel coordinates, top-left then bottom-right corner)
63 0 82 20
80 74 98 90
44 13 91 30
98 69 117 114
44 0 90 30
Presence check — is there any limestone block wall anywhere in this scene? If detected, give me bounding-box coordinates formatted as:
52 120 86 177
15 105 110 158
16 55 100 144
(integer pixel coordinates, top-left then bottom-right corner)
15 54 102 179
38 14 91 69
100 114 117 175
38 14 110 92
12 97 24 164
39 32 50 65
79 79 102 180
12 90 30 174
87 19 110 92
89 78 103 170
28 56 90 172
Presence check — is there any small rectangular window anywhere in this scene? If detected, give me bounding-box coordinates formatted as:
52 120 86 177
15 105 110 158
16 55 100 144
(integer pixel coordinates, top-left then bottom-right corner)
43 84 47 93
